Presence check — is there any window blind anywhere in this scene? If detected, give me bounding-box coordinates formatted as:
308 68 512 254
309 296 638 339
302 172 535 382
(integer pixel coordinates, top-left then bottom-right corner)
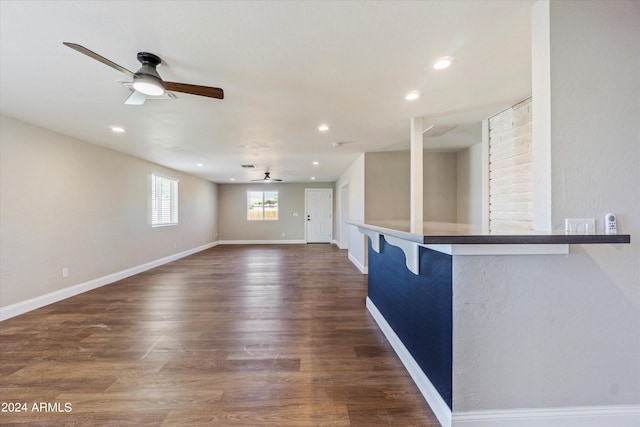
488 97 533 232
152 174 178 226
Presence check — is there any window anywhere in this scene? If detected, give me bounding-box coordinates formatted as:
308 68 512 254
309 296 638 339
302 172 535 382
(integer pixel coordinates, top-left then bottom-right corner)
247 191 278 221
151 174 178 226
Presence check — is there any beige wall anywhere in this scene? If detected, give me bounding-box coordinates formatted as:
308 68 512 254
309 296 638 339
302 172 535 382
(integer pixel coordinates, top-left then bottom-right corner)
0 115 218 309
456 143 483 224
423 152 457 222
218 182 334 242
364 151 410 221
364 150 460 223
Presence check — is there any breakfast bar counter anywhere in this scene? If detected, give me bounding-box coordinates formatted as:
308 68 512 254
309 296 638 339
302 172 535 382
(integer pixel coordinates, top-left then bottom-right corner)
347 220 631 427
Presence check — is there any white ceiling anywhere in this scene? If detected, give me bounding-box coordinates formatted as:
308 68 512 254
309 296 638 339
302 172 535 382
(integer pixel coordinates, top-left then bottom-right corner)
0 0 534 183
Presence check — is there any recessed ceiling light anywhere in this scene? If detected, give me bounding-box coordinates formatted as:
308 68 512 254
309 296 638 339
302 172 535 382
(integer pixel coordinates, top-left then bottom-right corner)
311 177 316 180
230 178 235 181
405 91 421 101
111 126 125 133
433 56 453 70
197 163 204 167
312 161 319 165
318 124 330 132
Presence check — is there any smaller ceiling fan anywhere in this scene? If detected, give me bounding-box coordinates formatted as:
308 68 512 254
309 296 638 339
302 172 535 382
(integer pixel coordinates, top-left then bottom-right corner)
252 172 282 182
63 42 224 103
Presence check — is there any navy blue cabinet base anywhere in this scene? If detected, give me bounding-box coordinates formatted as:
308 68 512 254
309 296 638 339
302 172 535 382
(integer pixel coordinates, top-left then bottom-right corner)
368 237 453 408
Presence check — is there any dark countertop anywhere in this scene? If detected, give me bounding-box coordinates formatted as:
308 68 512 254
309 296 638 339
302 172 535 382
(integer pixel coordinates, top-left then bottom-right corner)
347 220 631 245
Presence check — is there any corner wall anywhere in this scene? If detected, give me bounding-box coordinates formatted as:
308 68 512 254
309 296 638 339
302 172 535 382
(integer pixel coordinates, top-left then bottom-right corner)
337 154 366 272
0 115 219 314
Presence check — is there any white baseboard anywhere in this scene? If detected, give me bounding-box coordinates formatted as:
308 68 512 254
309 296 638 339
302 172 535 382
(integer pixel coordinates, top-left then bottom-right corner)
366 297 452 427
332 239 348 249
0 241 219 321
452 405 640 427
348 252 367 274
218 239 306 245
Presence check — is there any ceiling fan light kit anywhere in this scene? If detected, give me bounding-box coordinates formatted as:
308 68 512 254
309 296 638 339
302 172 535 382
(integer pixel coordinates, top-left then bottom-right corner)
132 75 165 96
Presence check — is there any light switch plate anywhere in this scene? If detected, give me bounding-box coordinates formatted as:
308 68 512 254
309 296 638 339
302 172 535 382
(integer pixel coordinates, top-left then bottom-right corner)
565 218 595 234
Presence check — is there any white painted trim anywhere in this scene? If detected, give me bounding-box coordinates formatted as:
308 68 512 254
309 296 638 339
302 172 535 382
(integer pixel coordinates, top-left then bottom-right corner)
218 240 306 245
422 244 569 256
332 239 346 249
452 405 640 427
384 235 420 275
348 252 368 274
0 242 219 321
366 297 452 427
357 227 380 253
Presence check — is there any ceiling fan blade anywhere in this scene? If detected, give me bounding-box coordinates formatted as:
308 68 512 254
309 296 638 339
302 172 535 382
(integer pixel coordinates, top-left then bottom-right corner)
124 90 146 105
164 81 224 99
63 42 135 78
272 179 283 181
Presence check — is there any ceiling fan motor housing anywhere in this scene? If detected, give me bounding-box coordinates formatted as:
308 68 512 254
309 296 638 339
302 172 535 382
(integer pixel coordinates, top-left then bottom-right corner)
135 53 163 78
133 52 165 95
137 52 161 67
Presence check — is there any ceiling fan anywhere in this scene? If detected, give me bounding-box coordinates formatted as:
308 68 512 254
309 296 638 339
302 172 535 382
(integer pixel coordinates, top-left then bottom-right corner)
63 42 224 104
252 172 282 182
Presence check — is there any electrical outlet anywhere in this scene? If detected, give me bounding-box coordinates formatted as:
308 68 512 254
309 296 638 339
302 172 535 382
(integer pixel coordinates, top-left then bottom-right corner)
62 267 69 278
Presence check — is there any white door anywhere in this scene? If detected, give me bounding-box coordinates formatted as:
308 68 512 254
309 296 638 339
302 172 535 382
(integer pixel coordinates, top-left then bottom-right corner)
306 188 333 243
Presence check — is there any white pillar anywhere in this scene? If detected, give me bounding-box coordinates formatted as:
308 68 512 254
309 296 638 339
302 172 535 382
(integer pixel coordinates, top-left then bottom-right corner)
532 0 552 231
481 118 490 233
410 118 424 234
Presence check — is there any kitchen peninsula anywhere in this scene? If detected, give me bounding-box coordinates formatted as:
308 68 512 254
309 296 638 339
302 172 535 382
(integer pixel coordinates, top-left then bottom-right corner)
348 220 631 427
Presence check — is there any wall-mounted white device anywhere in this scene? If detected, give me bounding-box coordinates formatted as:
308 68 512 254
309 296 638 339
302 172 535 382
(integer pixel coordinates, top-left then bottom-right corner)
604 213 617 235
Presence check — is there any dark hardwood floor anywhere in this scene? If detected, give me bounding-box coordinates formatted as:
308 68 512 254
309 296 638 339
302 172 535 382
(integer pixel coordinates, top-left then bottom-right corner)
0 244 439 426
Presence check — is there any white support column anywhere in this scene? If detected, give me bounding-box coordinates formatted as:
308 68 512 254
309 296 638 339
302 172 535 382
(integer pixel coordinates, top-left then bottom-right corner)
481 118 490 233
532 0 552 231
410 117 424 234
